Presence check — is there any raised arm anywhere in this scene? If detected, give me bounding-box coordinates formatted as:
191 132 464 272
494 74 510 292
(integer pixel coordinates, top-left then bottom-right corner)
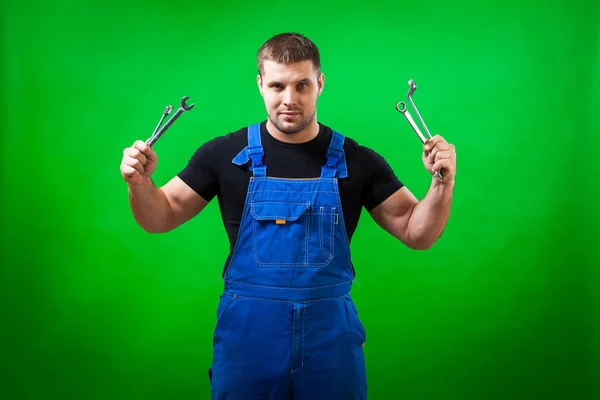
121 140 209 233
369 135 456 250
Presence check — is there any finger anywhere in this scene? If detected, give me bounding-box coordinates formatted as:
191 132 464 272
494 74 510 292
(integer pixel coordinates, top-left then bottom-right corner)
424 140 441 158
122 146 142 159
124 156 145 174
133 140 157 162
427 144 452 164
423 135 446 152
433 149 455 163
432 158 455 174
129 148 148 166
121 164 141 178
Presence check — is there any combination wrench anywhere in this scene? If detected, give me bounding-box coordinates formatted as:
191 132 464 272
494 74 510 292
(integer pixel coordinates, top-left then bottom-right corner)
396 80 443 180
146 96 194 146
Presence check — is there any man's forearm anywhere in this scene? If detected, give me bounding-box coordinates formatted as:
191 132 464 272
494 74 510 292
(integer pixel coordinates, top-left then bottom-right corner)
128 179 172 233
406 179 455 249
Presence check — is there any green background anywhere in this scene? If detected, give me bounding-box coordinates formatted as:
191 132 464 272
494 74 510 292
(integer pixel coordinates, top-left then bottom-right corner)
1 0 598 399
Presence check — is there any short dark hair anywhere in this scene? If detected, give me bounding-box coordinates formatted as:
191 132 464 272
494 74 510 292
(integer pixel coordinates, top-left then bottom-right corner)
257 33 321 76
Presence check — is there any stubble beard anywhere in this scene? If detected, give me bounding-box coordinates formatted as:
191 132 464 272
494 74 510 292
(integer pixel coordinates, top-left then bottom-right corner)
269 108 316 135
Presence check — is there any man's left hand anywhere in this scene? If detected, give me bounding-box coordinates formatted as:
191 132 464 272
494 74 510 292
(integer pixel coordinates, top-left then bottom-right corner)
422 135 456 183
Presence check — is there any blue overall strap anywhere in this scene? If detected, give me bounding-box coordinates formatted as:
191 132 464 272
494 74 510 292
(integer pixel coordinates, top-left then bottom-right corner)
320 130 348 179
231 123 267 177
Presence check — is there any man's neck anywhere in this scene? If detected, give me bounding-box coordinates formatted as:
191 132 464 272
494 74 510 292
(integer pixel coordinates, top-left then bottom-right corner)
266 119 320 144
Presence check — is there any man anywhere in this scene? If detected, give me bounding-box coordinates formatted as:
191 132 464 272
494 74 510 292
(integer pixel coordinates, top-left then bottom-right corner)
120 33 456 399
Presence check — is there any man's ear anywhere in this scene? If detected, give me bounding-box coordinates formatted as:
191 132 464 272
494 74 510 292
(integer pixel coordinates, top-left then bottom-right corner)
257 74 263 96
318 73 325 96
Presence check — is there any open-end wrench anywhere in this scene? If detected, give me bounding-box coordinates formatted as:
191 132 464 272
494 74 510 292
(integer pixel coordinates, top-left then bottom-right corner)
146 96 194 146
396 80 443 180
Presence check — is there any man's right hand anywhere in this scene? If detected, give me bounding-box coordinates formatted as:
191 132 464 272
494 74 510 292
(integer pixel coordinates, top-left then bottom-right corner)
120 140 158 186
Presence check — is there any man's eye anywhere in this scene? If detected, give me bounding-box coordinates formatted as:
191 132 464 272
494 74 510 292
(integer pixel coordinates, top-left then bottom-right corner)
298 83 307 89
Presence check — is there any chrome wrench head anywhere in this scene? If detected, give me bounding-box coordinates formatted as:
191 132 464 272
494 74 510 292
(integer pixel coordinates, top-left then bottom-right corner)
396 101 427 144
407 79 417 98
180 96 194 111
395 101 407 113
157 105 173 129
149 105 173 144
406 79 432 139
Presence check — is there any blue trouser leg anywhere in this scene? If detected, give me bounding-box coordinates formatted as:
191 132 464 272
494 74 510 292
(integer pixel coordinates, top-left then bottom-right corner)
209 295 292 399
291 296 367 400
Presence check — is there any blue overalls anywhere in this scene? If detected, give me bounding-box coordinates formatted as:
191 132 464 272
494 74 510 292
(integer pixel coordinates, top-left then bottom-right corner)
209 123 367 399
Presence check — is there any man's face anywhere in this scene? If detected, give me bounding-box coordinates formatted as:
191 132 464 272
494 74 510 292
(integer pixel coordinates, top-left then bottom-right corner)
257 59 324 135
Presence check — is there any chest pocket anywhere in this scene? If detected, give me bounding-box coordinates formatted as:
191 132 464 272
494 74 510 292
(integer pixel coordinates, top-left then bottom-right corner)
250 201 336 267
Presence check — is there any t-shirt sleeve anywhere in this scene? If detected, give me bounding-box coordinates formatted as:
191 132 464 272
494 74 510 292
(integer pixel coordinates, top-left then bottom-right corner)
177 138 221 202
360 146 404 211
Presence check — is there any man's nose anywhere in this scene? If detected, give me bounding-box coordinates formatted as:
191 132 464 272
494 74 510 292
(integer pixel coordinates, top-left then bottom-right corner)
282 88 297 107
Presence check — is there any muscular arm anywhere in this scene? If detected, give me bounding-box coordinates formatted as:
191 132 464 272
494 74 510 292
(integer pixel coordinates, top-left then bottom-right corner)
368 133 456 249
369 179 454 250
128 176 209 233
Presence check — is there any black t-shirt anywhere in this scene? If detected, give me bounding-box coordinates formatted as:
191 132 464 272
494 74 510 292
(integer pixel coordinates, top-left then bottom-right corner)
178 121 404 251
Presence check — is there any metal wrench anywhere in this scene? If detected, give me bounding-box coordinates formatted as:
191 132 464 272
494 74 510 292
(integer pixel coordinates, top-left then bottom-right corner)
146 96 195 146
151 105 174 139
395 80 443 180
